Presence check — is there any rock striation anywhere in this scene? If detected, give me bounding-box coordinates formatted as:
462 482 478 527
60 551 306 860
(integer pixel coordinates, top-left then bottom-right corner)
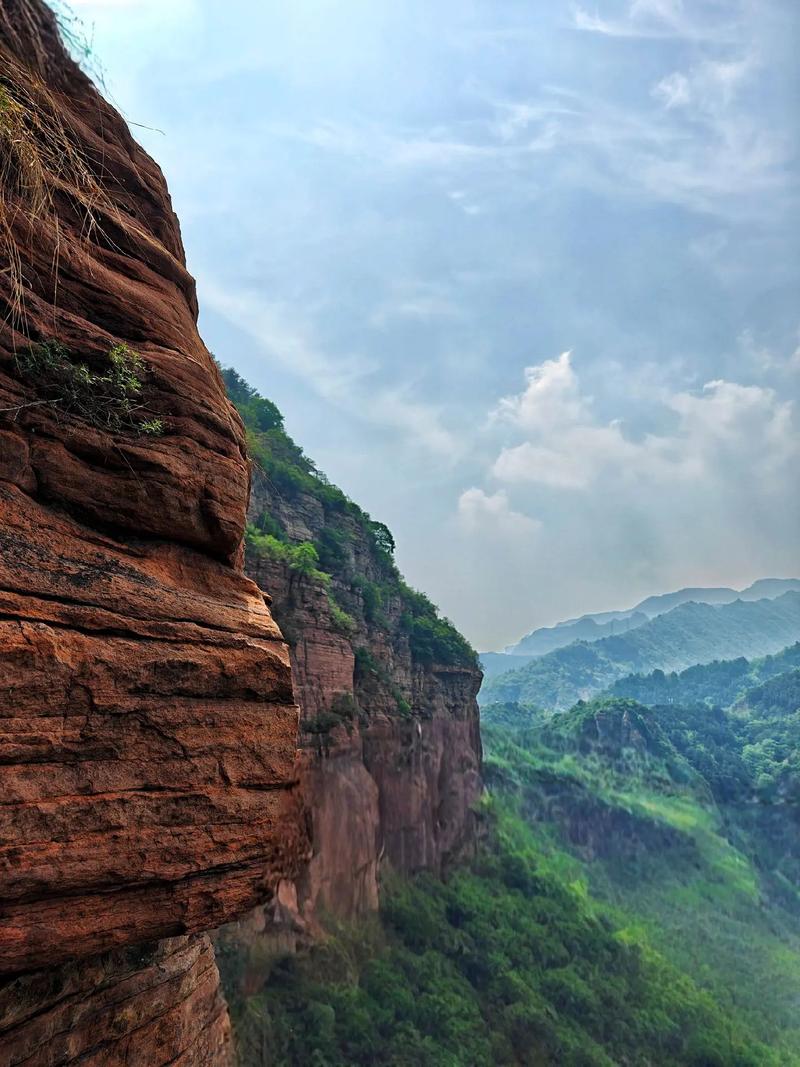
0 2 303 1062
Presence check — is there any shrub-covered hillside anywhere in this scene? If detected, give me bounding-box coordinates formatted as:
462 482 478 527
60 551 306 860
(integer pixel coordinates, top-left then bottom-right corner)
222 366 476 671
218 800 783 1067
608 642 800 708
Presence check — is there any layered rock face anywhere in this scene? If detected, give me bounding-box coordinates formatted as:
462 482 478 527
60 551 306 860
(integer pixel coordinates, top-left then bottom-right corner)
0 3 302 1062
243 464 483 927
1 937 232 1066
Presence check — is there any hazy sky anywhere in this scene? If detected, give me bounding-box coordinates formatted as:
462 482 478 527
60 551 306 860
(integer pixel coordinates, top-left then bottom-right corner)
68 0 799 649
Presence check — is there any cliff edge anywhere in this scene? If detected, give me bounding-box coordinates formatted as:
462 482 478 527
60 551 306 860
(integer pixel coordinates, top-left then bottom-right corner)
220 370 483 947
0 3 303 1063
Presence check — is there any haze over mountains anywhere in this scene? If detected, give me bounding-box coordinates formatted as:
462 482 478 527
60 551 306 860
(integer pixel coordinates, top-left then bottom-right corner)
480 587 800 710
480 579 800 682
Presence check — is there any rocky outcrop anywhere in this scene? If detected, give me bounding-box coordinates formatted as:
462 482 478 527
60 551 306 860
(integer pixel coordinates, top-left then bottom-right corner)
1 936 231 1066
0 3 303 1062
242 465 483 928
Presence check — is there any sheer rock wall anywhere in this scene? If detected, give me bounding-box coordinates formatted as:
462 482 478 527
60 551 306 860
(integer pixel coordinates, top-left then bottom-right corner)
0 3 303 1062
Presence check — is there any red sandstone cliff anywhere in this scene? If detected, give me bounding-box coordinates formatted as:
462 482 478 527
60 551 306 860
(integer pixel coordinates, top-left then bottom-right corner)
0 3 303 1063
223 430 483 944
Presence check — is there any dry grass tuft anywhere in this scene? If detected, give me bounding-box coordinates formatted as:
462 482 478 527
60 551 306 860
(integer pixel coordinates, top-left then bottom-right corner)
0 45 118 335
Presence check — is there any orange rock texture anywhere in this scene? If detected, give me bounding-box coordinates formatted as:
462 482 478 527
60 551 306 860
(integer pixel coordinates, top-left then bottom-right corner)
0 1 303 1062
2 936 232 1066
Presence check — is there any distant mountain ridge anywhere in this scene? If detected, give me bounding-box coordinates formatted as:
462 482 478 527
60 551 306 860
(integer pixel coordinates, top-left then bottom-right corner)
480 591 800 710
494 577 800 660
607 642 800 709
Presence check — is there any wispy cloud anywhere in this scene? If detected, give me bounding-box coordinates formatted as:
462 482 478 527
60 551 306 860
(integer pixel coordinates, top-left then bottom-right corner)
201 279 459 459
571 0 741 42
268 57 791 225
369 280 464 328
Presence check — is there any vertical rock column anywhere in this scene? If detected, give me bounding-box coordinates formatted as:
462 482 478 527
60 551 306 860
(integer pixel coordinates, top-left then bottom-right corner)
0 1 304 1062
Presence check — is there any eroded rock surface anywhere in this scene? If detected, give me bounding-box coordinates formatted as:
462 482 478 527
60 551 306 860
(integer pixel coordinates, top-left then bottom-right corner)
0 3 302 1062
242 467 483 928
1 936 231 1067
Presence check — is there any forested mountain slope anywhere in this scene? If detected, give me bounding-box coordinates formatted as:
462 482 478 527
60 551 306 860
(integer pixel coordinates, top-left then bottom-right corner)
220 682 799 1065
482 593 800 709
608 642 800 707
501 578 800 659
479 683 800 1061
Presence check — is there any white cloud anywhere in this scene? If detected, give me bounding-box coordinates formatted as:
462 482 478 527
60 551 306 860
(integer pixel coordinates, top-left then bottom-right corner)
493 424 636 489
652 71 692 109
487 352 797 492
571 0 735 42
653 55 754 113
491 351 586 434
457 488 541 536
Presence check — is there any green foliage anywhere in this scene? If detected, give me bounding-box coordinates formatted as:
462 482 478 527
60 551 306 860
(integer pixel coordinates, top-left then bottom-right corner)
351 575 386 625
303 692 359 737
14 340 163 435
393 691 412 716
481 701 546 728
399 582 477 667
369 520 395 556
353 645 380 679
609 643 800 708
738 666 800 720
315 525 350 574
251 509 285 542
222 805 782 1066
245 525 331 584
222 366 356 512
222 366 284 432
223 366 477 670
138 418 164 436
289 541 327 578
328 594 357 637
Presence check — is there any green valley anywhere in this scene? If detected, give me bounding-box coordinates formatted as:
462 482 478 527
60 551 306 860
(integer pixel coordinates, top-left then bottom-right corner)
218 634 800 1064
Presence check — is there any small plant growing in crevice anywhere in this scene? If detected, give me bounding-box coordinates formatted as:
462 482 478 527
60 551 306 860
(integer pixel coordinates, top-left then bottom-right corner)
393 688 412 717
13 339 163 435
328 593 356 637
303 692 359 743
245 526 333 584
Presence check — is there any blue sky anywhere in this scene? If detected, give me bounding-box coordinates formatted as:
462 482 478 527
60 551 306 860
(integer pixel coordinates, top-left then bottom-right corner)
68 0 799 648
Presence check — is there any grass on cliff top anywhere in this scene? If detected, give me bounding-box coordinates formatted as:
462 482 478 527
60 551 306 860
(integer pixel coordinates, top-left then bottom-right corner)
221 365 476 669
